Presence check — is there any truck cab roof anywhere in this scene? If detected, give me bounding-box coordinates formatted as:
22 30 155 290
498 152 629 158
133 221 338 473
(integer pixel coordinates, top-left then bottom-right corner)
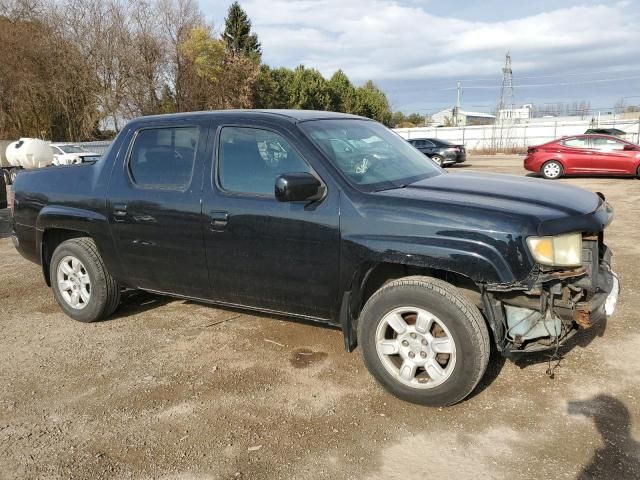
132 109 368 126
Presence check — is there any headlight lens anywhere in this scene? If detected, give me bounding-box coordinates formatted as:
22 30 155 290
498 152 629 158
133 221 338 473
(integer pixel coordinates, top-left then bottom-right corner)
526 233 582 267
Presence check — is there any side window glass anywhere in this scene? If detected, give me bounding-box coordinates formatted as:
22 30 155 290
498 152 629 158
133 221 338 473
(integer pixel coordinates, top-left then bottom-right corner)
423 140 435 147
592 137 625 151
562 137 589 149
218 127 312 196
129 126 199 189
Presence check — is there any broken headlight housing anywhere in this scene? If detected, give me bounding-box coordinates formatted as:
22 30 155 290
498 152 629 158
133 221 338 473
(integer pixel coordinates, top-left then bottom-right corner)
526 232 582 267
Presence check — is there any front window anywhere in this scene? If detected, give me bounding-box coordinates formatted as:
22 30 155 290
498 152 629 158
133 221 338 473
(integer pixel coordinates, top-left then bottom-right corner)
592 137 626 151
218 127 312 196
300 120 440 191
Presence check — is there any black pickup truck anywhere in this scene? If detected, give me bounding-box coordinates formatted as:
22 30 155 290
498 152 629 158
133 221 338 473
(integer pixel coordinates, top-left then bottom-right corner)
11 110 619 406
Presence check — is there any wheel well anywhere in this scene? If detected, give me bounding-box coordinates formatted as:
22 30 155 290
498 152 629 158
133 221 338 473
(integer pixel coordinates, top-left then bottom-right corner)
41 229 88 286
358 263 482 315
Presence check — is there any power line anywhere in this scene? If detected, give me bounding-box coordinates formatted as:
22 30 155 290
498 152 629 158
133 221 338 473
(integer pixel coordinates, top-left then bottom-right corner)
442 75 640 90
443 67 640 83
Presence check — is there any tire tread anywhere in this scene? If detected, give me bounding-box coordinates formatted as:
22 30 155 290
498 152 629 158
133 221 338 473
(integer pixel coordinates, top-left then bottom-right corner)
53 237 120 321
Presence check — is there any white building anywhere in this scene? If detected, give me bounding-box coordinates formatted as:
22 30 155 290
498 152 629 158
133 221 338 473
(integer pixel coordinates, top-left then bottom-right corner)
497 104 532 121
431 108 495 127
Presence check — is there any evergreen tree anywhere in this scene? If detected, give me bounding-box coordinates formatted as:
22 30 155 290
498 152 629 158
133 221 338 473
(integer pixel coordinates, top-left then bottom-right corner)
353 81 392 125
289 65 331 110
222 1 261 60
328 70 356 112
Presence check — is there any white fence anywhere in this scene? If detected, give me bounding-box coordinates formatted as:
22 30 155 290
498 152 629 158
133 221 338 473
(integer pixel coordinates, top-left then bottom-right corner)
394 118 640 151
78 117 640 155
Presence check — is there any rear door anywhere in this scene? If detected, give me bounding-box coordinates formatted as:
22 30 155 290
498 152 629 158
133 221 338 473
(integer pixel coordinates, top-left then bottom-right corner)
107 120 211 298
590 136 637 174
559 136 594 173
422 139 437 156
201 121 341 320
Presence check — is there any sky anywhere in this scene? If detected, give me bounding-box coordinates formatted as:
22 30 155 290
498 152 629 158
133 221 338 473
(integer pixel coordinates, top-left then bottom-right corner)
201 0 640 115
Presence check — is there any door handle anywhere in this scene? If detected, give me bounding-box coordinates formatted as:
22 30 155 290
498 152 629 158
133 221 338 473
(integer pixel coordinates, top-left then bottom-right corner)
209 211 229 231
113 203 127 220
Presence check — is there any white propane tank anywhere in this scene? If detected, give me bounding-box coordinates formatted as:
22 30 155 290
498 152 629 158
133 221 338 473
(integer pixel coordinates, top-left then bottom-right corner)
5 138 54 169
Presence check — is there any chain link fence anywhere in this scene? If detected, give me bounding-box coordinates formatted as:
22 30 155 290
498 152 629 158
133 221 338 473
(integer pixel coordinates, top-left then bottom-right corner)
76 140 112 154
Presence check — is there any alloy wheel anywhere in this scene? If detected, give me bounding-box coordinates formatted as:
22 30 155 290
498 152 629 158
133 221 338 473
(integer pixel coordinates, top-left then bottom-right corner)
375 306 456 389
56 255 91 309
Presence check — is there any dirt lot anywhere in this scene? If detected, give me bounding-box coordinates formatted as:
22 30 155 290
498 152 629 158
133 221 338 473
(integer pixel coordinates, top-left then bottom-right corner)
1 156 639 479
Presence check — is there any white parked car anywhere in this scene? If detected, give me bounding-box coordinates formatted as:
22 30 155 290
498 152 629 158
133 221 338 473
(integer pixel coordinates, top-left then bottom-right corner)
50 144 100 166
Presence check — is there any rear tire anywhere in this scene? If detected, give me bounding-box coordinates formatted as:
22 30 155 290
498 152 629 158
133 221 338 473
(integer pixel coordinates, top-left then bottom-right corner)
50 238 120 322
358 276 490 406
431 155 444 166
541 160 563 179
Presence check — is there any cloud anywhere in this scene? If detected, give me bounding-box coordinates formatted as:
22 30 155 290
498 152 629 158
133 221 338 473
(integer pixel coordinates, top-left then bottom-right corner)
229 0 640 82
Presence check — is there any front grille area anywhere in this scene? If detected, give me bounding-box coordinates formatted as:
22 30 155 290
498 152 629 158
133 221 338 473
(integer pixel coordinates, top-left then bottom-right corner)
581 233 601 292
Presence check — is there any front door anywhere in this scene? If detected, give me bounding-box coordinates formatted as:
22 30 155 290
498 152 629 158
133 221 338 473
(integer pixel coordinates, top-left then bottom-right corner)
590 136 637 174
107 121 211 298
201 123 341 320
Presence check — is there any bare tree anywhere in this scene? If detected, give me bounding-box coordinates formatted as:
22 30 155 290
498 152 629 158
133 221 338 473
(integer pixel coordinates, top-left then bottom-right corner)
155 0 204 111
0 16 99 140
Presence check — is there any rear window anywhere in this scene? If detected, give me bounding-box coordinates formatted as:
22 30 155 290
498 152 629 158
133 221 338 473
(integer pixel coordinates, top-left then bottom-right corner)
562 137 590 148
128 126 199 189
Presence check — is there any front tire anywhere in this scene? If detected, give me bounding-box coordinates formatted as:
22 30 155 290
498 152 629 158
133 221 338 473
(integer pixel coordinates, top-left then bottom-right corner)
50 238 120 322
358 276 490 406
541 160 563 179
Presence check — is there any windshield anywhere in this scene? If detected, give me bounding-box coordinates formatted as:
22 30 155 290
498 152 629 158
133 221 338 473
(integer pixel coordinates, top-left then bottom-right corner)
58 145 87 153
300 119 441 191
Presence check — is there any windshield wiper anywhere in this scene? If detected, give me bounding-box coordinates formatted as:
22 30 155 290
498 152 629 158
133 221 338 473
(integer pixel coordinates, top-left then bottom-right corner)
374 183 408 192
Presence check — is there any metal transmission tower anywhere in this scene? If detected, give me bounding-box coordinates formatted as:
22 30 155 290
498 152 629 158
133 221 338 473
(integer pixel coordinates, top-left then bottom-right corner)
497 52 515 119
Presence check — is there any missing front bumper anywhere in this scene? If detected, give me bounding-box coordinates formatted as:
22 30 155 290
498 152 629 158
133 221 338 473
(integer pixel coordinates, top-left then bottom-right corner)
490 248 618 353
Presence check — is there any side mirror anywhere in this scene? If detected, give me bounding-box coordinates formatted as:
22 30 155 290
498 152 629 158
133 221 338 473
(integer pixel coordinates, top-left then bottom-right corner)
275 173 324 202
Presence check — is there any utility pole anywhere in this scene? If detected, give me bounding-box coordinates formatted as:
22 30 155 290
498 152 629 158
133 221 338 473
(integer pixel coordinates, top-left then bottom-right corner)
453 81 461 126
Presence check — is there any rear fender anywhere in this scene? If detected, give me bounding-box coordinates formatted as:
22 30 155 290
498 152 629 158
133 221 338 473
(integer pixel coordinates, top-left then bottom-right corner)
36 205 122 283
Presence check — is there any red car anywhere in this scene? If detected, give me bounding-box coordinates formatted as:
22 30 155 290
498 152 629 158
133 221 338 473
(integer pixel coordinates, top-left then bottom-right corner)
524 134 640 179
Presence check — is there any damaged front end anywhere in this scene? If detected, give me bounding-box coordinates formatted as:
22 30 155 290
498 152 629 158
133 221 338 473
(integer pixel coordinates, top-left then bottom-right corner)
483 233 619 354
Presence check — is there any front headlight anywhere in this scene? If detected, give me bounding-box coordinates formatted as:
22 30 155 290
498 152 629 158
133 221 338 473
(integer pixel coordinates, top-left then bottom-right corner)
526 232 582 267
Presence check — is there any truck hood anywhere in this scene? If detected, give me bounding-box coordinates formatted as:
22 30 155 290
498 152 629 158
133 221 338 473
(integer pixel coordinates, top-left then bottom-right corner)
375 171 612 235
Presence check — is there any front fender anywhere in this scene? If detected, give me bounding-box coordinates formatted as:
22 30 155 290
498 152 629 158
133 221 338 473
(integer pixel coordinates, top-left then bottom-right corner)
343 233 521 285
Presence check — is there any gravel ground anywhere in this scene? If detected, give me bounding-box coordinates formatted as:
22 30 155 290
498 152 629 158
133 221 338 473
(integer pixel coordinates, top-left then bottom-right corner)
1 156 639 479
